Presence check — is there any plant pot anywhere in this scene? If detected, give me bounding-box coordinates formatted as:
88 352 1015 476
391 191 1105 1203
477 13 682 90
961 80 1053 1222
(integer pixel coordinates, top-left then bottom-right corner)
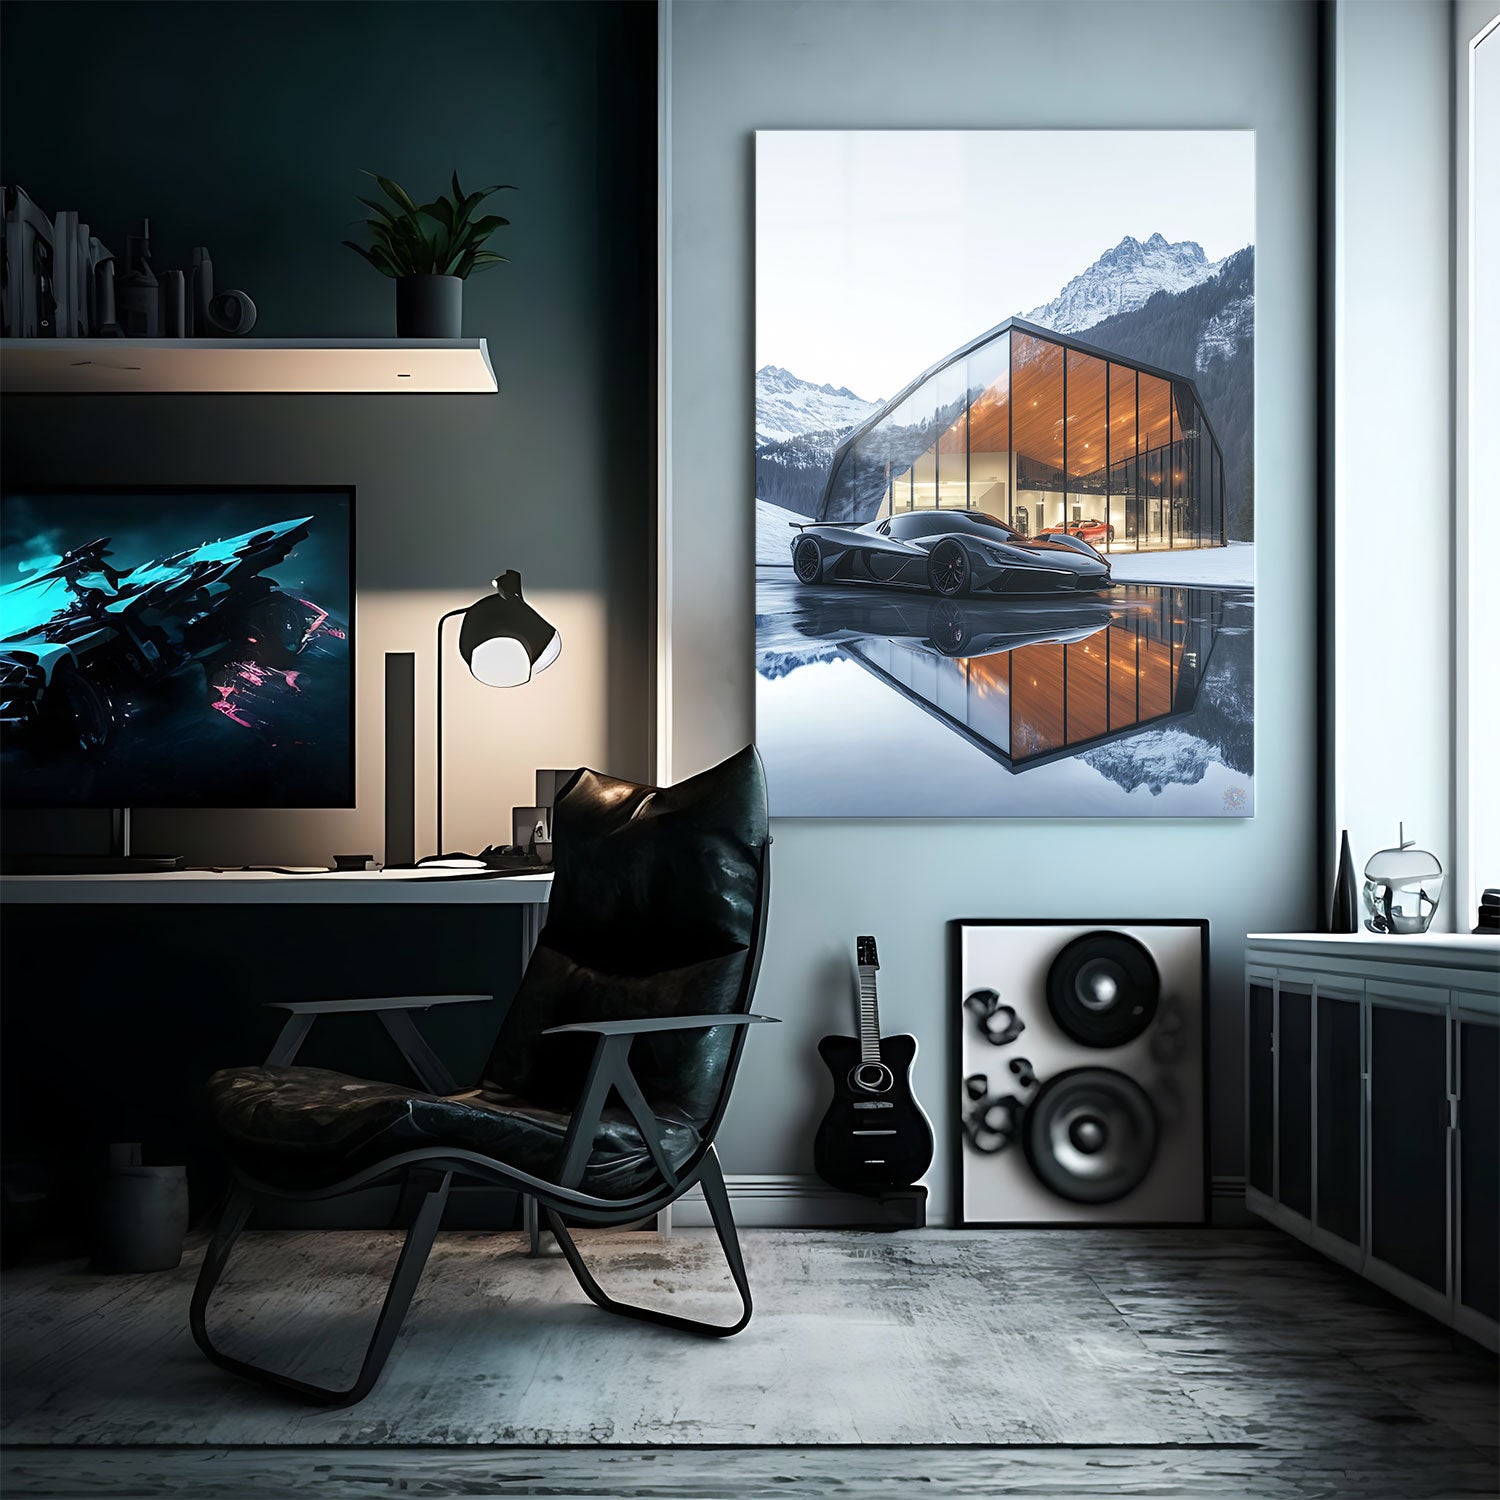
95 1150 188 1273
395 274 462 339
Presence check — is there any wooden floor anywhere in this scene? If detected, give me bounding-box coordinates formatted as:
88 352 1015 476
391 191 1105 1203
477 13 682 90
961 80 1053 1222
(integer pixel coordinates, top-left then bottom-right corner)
2 1228 1495 1498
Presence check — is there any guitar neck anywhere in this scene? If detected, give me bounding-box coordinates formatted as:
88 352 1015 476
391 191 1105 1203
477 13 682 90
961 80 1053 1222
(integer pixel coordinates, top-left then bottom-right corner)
856 963 882 1063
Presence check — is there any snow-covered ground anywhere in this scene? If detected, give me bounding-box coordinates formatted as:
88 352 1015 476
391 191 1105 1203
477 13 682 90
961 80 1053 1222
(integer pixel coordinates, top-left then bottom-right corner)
757 498 807 566
1105 542 1254 589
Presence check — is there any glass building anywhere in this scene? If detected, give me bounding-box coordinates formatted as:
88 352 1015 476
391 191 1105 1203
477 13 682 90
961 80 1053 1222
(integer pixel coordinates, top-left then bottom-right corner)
819 320 1227 552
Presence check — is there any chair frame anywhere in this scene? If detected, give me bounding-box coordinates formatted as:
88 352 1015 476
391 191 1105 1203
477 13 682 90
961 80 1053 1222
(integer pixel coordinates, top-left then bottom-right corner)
192 846 773 1408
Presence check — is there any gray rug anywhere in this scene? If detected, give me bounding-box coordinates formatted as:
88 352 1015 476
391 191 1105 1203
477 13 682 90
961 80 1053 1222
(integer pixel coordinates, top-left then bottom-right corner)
1 1230 1241 1446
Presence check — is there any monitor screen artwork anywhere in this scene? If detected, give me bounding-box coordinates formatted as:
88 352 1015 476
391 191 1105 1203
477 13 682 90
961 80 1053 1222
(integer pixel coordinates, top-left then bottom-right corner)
0 487 354 808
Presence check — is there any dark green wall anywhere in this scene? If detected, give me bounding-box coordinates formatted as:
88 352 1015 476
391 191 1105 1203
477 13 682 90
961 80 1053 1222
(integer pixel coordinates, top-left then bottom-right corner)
0 0 656 861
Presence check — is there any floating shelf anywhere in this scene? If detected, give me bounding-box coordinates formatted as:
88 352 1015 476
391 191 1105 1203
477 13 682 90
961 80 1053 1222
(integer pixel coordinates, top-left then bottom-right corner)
0 338 497 394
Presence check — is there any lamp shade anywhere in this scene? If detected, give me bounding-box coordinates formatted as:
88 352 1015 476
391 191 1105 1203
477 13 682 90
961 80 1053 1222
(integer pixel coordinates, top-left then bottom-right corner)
457 570 561 688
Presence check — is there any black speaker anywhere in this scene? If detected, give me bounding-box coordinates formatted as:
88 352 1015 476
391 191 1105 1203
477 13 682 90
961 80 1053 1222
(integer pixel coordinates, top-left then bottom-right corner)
1022 1068 1159 1204
384 652 416 868
1046 931 1160 1048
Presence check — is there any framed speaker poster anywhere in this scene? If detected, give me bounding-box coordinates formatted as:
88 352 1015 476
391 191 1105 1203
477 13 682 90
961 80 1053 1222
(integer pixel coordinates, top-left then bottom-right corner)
951 918 1209 1228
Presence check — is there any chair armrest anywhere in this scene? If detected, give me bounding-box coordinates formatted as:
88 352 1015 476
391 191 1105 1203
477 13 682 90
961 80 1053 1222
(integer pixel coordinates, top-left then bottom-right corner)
261 995 494 1088
549 1014 777 1192
267 994 493 1015
541 1014 778 1037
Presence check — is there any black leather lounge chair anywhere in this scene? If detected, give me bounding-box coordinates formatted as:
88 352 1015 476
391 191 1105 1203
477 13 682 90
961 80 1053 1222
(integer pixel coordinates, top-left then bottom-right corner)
191 745 774 1406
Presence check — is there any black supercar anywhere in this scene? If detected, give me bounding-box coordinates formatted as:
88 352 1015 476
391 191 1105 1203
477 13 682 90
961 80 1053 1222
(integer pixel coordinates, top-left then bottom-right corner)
789 508 1111 597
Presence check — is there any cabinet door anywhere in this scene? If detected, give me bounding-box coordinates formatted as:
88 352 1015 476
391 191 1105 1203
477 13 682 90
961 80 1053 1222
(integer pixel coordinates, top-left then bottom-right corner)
1277 985 1313 1219
1247 980 1275 1198
1457 1012 1498 1326
1315 990 1364 1250
1369 998 1449 1296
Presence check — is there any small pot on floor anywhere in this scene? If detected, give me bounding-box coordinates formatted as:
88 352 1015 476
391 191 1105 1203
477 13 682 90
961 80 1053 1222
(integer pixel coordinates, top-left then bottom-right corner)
95 1145 188 1274
395 274 462 338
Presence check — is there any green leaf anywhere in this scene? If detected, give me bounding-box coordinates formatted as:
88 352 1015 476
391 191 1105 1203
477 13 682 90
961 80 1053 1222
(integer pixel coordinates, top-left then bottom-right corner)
356 195 408 230
354 171 514 277
342 240 399 277
364 170 420 216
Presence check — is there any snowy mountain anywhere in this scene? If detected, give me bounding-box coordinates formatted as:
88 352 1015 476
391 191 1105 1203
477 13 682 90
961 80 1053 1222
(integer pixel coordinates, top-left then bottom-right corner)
1196 294 1254 372
754 368 883 517
1023 233 1223 335
755 365 880 450
1078 246 1256 539
1083 729 1216 795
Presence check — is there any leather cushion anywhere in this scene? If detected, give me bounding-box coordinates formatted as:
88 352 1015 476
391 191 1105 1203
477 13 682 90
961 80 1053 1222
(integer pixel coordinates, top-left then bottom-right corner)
206 1065 700 1197
486 945 751 1123
486 746 769 1116
538 745 767 977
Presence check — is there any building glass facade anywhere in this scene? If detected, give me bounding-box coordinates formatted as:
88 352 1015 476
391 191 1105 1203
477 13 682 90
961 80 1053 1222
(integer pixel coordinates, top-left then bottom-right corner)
819 319 1226 551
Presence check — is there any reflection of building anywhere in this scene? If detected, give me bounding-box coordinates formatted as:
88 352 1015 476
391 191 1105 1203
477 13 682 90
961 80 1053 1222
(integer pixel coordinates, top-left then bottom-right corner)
820 319 1226 552
845 586 1223 769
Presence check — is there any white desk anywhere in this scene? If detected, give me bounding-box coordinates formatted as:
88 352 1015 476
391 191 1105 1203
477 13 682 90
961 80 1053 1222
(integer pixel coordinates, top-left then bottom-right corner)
1 869 554 957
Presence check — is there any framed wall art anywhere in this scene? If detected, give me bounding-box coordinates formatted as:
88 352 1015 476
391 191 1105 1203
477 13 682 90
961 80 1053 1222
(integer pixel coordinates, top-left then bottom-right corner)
754 131 1255 818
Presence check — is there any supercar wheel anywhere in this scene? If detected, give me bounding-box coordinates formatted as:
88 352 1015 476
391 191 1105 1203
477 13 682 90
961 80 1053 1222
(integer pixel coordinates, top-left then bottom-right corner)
44 664 112 754
792 534 823 584
925 600 972 656
926 538 970 598
235 592 308 665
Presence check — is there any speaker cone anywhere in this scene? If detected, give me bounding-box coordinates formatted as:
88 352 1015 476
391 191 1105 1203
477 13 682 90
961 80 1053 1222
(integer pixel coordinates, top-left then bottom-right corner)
1022 1068 1158 1203
1046 931 1159 1047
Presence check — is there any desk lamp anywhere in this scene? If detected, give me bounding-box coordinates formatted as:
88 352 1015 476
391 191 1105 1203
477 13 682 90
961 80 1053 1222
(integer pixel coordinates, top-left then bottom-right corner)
425 570 560 866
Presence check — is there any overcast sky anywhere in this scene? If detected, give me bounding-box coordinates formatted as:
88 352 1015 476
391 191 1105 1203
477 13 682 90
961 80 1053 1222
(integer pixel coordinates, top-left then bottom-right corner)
756 130 1255 402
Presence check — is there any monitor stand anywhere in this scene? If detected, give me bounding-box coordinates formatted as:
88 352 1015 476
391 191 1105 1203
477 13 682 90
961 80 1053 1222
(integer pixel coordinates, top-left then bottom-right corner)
0 809 186 876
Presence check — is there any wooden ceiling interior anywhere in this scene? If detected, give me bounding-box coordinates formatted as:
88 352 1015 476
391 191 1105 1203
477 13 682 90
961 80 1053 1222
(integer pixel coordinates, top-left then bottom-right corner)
892 329 1199 493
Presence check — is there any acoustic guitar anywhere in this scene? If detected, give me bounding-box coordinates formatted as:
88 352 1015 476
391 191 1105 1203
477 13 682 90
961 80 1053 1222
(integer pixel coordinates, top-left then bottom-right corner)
813 935 934 1192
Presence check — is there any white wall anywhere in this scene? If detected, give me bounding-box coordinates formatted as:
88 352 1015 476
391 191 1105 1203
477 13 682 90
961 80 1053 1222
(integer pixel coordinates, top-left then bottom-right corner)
664 0 1321 1221
1331 0 1455 922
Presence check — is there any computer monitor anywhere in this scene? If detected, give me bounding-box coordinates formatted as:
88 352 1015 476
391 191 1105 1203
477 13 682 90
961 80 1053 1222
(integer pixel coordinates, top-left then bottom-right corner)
0 486 354 809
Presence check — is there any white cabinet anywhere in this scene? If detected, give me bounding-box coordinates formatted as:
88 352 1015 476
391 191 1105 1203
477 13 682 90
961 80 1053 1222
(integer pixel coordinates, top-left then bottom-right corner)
1245 934 1499 1351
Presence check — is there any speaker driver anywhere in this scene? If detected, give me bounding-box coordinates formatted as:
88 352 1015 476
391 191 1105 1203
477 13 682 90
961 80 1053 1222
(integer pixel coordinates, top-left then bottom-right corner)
1046 931 1159 1047
1022 1068 1158 1204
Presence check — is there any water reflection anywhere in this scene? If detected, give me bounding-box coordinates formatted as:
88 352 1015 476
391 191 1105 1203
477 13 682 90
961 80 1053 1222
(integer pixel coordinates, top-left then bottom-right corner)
758 579 1246 787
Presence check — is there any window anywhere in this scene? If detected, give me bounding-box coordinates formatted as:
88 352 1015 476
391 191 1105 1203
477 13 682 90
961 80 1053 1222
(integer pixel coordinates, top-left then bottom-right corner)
967 332 1011 521
1458 10 1499 923
885 511 953 539
1012 332 1066 534
1065 349 1109 516
1108 361 1138 550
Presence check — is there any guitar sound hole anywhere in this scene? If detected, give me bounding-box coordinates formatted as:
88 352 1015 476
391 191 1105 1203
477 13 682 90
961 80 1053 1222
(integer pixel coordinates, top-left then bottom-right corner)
850 1062 894 1094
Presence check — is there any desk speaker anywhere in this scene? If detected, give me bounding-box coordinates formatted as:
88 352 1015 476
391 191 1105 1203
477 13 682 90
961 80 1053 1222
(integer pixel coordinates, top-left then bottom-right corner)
384 652 416 868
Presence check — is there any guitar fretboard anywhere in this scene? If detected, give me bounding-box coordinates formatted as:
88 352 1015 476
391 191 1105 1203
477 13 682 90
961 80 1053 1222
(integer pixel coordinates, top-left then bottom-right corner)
857 964 882 1064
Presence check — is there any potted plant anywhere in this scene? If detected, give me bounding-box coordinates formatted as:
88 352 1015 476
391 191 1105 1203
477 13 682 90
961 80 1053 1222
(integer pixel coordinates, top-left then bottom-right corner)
344 171 514 339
